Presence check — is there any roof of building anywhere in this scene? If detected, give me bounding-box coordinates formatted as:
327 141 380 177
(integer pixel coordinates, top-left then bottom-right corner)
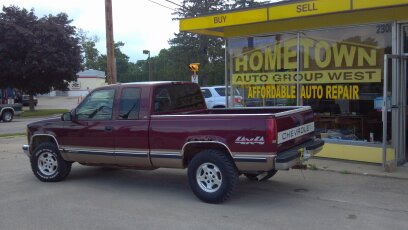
77 69 106 79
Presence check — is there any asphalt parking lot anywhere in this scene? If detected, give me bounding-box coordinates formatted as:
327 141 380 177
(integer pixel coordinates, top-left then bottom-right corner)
0 96 79 135
1 136 408 230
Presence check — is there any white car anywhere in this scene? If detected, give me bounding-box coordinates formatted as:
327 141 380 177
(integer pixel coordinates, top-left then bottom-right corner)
201 86 242 108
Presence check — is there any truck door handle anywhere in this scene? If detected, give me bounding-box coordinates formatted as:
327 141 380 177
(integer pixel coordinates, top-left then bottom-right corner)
105 126 113 132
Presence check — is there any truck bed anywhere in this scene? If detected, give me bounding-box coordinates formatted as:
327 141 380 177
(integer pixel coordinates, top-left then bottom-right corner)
150 106 315 155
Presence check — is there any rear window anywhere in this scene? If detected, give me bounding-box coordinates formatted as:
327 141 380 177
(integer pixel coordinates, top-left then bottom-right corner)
215 87 240 97
154 84 206 113
214 88 225 96
201 89 212 98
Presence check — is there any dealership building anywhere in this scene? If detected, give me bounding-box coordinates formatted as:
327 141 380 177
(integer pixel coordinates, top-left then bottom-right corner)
180 0 408 166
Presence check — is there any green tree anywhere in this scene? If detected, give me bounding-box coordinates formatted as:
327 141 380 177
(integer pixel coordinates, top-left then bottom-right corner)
78 29 100 70
165 0 270 86
169 0 228 86
0 6 82 110
95 41 140 83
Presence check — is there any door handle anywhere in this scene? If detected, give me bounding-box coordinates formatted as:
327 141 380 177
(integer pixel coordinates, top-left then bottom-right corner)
105 126 113 132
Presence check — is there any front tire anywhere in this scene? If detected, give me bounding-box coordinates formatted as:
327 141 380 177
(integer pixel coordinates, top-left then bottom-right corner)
188 150 238 204
1 111 13 122
30 143 72 182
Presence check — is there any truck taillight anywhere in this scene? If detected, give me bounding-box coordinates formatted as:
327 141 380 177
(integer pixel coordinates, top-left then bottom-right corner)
266 119 277 144
234 97 242 104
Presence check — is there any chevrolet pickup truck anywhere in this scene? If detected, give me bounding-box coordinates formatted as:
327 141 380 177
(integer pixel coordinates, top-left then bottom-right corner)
23 81 323 203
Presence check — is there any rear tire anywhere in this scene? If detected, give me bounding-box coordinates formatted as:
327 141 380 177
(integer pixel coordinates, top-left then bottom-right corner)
30 143 72 182
188 149 238 204
1 111 13 122
244 170 277 182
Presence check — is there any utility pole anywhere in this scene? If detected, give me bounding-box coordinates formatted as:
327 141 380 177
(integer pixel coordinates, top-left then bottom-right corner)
143 50 152 81
105 0 116 84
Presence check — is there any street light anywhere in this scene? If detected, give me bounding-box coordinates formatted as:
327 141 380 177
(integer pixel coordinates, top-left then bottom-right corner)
143 50 152 81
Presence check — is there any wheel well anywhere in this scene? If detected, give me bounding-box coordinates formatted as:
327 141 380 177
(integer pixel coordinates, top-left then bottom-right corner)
1 108 14 116
182 142 233 167
31 135 58 152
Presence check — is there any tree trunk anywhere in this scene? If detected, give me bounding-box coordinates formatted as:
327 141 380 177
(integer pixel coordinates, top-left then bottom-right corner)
29 94 35 111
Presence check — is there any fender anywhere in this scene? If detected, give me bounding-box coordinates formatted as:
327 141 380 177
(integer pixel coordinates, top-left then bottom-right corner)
181 140 233 158
0 107 15 114
30 133 60 153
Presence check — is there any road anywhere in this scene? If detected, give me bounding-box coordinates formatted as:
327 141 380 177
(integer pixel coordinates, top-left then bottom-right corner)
1 96 78 135
1 137 408 230
0 116 57 135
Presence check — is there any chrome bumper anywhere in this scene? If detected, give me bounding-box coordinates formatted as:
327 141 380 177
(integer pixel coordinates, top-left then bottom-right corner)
275 139 324 170
22 145 30 157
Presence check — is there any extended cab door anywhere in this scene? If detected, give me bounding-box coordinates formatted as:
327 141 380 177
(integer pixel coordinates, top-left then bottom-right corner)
113 87 151 167
61 88 116 164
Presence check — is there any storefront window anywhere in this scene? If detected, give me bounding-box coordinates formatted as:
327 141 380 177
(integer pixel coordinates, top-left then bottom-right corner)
229 33 298 107
300 25 392 143
229 24 392 144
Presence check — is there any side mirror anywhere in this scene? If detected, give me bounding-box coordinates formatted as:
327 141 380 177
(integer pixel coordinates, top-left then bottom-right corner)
61 112 72 121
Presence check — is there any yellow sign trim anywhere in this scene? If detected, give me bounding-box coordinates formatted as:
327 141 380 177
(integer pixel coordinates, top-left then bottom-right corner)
353 0 408 10
180 8 267 31
268 0 351 21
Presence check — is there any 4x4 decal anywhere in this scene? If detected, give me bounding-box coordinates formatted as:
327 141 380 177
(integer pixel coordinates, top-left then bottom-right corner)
235 136 265 145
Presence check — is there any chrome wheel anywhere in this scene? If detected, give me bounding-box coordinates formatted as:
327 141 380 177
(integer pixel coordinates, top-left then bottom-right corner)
196 163 222 193
37 151 58 176
2 111 13 122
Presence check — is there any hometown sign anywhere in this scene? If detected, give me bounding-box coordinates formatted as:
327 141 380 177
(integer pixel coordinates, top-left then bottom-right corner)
232 37 383 100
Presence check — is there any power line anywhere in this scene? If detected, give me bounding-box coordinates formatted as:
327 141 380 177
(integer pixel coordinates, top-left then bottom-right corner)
147 0 176 11
163 0 188 11
163 0 183 8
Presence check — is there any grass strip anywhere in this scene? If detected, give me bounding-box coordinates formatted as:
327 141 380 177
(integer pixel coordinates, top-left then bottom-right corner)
20 109 69 118
0 132 26 138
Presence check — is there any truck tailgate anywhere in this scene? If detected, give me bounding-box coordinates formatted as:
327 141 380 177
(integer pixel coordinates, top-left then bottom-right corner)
274 108 315 153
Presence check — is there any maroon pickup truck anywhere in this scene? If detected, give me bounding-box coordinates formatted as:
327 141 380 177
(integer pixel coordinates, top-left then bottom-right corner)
23 81 323 203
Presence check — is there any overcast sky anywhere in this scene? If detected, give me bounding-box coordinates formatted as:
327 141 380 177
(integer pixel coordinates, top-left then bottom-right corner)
2 0 183 62
2 0 279 62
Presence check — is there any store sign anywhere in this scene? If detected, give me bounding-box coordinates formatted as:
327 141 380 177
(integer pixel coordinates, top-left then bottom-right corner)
69 81 81 90
246 84 360 100
231 36 384 100
233 38 381 82
353 0 408 10
180 8 267 31
233 69 381 85
268 0 351 21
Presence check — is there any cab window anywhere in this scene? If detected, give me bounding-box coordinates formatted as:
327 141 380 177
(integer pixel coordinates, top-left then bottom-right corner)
118 88 141 120
76 89 115 120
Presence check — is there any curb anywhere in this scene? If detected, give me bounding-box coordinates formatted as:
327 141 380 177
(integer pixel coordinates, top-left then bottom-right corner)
310 166 408 181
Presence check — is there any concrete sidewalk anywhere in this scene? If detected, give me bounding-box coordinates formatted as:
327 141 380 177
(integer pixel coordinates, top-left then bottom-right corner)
308 158 408 180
